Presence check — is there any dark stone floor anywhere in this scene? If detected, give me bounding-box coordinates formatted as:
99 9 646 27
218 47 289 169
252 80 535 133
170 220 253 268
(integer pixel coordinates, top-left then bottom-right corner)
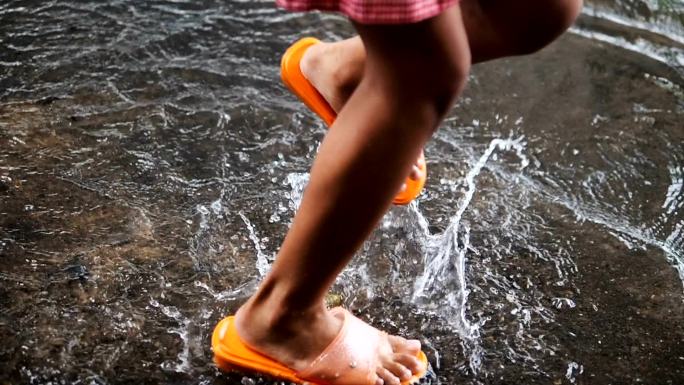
1 2 683 384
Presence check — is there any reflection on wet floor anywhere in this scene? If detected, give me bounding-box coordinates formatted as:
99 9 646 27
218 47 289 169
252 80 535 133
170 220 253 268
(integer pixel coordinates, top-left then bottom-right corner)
1 0 683 384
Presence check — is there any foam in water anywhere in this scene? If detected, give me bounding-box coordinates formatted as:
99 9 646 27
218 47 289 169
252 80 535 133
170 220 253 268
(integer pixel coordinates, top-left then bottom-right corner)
195 279 258 301
663 164 683 216
238 211 271 276
285 172 309 212
150 298 191 373
573 3 684 72
565 361 584 383
571 27 684 68
545 179 684 288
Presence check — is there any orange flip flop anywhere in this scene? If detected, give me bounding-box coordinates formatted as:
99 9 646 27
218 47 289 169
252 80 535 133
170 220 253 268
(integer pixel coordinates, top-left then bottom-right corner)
280 37 427 206
212 307 434 385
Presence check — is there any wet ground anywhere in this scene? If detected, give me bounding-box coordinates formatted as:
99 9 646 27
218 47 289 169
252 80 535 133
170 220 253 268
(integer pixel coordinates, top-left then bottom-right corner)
1 0 683 384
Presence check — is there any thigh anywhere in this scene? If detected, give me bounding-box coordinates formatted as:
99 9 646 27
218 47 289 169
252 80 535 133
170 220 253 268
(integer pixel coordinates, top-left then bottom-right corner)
461 0 583 63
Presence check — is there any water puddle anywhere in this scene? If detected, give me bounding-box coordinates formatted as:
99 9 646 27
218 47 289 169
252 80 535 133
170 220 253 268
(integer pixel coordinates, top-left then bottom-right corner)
1 0 683 383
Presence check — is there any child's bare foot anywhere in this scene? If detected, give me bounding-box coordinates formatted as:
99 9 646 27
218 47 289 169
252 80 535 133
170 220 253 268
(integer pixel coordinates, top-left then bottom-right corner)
235 298 426 385
300 40 425 186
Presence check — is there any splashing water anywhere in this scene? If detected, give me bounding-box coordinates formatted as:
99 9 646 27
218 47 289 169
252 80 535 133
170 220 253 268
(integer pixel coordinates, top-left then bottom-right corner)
405 137 530 371
239 211 272 276
413 137 530 301
1 0 683 384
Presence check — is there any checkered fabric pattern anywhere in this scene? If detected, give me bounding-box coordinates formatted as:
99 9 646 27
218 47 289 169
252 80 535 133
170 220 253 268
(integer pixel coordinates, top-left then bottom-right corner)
276 0 460 24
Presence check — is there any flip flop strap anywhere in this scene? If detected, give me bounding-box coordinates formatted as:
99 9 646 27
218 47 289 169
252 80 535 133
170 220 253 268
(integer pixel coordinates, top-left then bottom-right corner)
297 308 380 385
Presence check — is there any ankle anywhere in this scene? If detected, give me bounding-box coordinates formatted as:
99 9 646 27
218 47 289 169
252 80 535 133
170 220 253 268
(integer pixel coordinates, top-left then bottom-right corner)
233 286 343 371
238 281 328 332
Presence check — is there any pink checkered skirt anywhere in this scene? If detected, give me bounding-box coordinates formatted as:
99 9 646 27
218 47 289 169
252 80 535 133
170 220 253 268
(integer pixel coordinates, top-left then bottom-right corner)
276 0 460 24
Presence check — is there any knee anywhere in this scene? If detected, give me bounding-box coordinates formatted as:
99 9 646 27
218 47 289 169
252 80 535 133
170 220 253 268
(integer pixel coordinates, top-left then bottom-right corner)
406 43 470 120
366 52 469 134
515 0 583 55
550 0 584 35
426 53 471 118
370 47 470 123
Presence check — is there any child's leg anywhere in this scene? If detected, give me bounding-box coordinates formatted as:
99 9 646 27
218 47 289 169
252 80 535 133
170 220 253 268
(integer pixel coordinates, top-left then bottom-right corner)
298 37 426 186
459 0 583 61
235 6 470 385
301 0 583 112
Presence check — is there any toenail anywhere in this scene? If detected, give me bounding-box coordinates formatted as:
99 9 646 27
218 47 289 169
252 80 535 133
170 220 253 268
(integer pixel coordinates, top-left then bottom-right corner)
402 368 412 379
